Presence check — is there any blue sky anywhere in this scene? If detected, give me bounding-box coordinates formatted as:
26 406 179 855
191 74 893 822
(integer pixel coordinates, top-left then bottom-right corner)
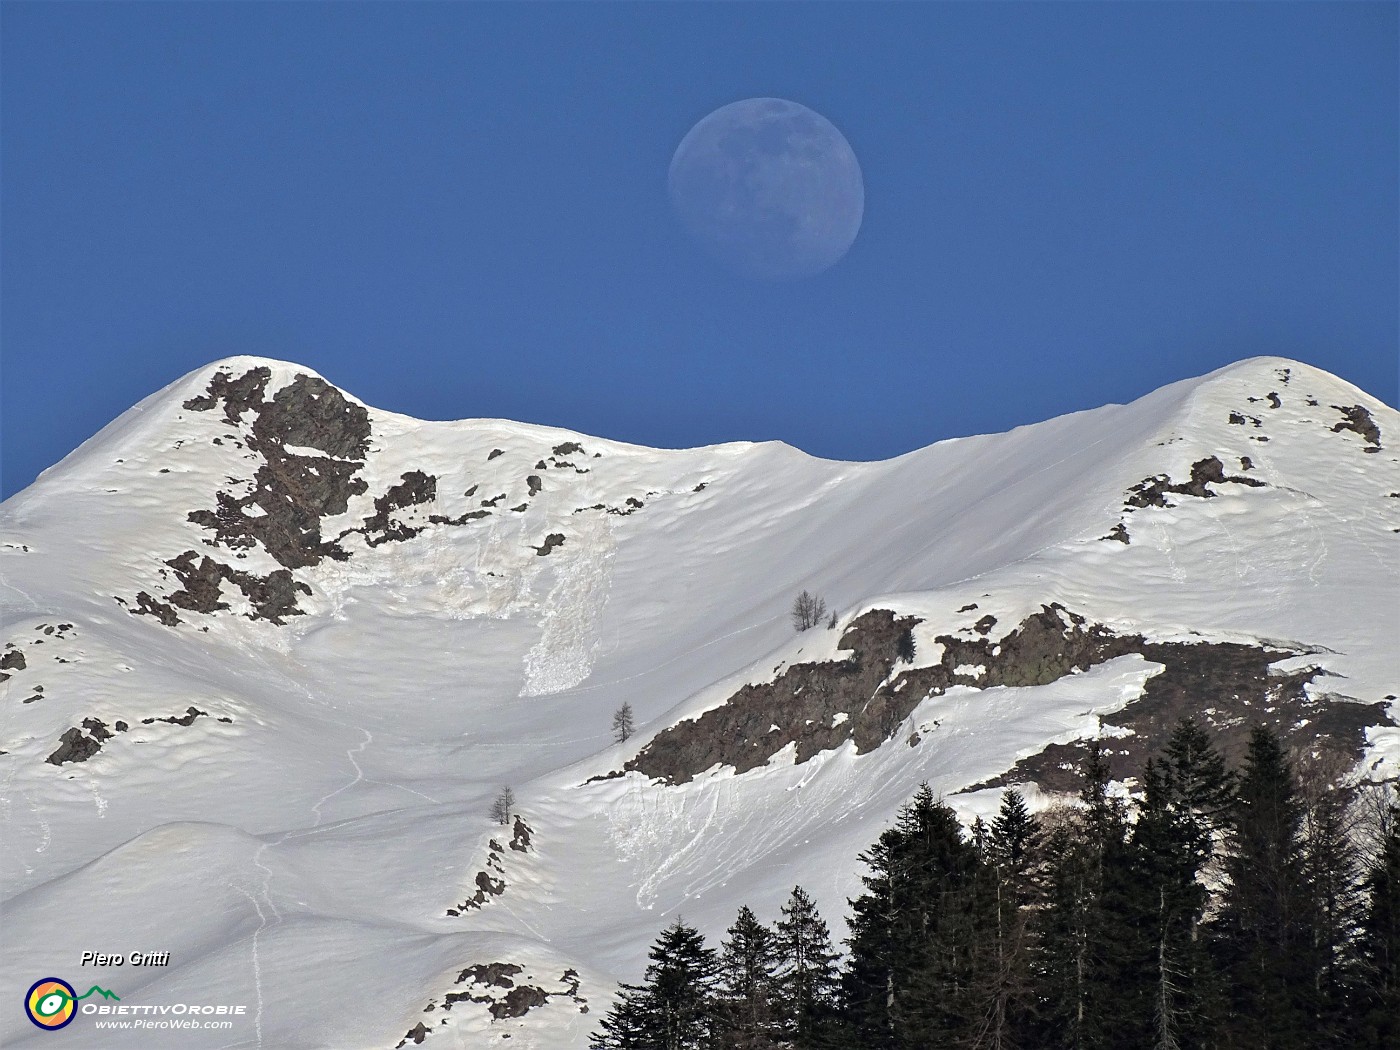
2 2 1395 497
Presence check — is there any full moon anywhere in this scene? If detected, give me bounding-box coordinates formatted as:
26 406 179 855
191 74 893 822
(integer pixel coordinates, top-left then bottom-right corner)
668 98 864 280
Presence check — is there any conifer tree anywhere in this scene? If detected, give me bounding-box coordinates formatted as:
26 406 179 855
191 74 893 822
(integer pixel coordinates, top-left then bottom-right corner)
842 784 995 1049
612 702 636 743
590 981 654 1050
774 885 841 1048
1160 717 1236 873
1130 758 1215 1050
1128 717 1235 1048
716 906 784 1049
1031 743 1141 1050
1298 756 1366 1043
983 789 1041 1048
593 918 718 1050
988 788 1039 894
1357 801 1400 1049
1212 726 1311 1049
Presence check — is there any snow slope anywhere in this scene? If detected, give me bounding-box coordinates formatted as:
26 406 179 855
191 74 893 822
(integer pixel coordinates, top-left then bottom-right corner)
1 356 1396 1048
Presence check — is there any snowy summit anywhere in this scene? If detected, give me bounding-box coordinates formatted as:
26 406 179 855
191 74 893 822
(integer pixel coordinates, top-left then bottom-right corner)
1 355 1397 1048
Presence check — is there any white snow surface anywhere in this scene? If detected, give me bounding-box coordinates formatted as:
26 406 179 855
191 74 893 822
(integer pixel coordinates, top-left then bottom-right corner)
1 355 1396 1048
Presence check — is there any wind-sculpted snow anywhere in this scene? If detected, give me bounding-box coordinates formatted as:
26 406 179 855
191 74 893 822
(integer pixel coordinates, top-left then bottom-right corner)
0 354 1396 1049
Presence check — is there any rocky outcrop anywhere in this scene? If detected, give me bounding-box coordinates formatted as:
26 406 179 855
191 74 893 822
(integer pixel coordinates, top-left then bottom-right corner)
158 551 312 625
46 718 121 765
395 960 586 1046
186 371 372 568
623 604 1388 789
360 471 437 547
1331 404 1382 451
138 370 491 626
974 646 1391 793
1125 456 1265 509
532 533 565 557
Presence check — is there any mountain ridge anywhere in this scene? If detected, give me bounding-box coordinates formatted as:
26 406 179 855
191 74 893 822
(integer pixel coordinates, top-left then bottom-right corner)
1 353 1396 1048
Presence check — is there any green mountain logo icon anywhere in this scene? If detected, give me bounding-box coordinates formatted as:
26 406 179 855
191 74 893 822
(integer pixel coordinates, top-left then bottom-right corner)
75 986 120 1002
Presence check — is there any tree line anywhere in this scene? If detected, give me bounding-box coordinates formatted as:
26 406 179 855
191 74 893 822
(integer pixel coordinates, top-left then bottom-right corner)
590 719 1400 1049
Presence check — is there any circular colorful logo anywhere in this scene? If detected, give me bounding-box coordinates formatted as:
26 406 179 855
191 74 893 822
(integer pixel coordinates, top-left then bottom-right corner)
25 978 77 1031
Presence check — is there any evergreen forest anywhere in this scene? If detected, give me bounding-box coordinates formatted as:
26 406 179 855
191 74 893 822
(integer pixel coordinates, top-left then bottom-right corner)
590 721 1400 1050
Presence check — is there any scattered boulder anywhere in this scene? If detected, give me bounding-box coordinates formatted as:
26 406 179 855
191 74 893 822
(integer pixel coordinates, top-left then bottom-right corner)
509 816 533 852
1103 522 1130 544
533 534 565 557
46 718 121 765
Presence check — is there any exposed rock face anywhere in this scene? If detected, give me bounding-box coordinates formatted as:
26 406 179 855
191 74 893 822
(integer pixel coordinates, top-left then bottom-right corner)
141 706 208 727
132 368 378 625
974 644 1392 793
1125 455 1266 509
132 591 181 626
139 370 476 626
624 604 1391 788
533 533 565 557
1 649 26 671
1332 404 1383 451
43 706 228 767
46 718 122 765
458 963 522 988
161 551 311 625
360 471 437 547
446 839 508 915
492 986 549 1019
186 371 372 568
626 609 917 784
182 367 271 422
396 959 585 1045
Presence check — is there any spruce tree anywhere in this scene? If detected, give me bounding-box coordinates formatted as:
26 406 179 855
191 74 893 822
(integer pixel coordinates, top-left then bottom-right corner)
774 885 841 1048
590 980 654 1050
1160 717 1236 873
1298 760 1365 1044
1030 743 1141 1050
842 784 995 1049
984 789 1041 1048
592 918 718 1050
1357 802 1400 1049
1212 725 1311 1049
716 906 784 1049
1130 758 1216 1050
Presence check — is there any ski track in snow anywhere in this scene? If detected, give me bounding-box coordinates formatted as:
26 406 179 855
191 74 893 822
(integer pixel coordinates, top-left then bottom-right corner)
231 884 269 1050
309 727 371 827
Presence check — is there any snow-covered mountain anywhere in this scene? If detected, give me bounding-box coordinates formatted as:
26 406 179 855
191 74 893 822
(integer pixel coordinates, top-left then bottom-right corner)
1 356 1396 1049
